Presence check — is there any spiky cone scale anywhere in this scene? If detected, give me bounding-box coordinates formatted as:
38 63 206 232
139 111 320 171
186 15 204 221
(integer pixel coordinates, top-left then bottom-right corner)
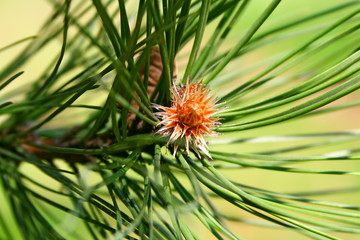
153 80 221 159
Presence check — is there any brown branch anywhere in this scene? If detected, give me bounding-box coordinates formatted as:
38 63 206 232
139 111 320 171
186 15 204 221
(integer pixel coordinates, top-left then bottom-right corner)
18 46 177 163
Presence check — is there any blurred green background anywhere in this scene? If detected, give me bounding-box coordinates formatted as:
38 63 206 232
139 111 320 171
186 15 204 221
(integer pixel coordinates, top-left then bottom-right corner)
1 0 359 239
